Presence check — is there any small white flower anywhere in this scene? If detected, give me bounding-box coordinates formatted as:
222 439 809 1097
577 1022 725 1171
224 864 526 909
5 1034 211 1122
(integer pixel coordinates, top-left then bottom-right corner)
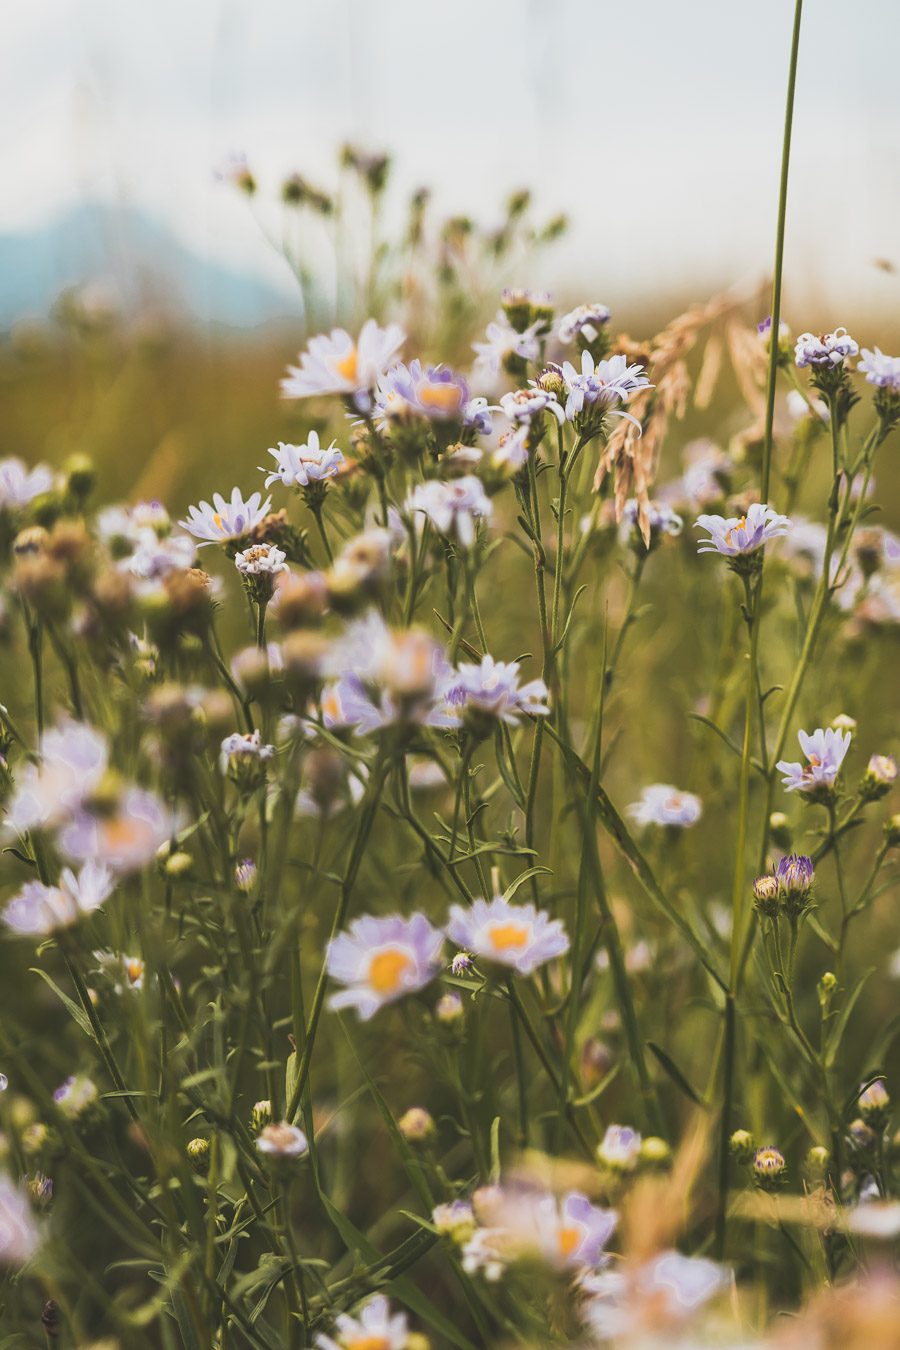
627 785 701 828
263 433 345 489
794 327 859 369
2 861 115 937
557 303 611 346
597 1124 642 1172
859 346 900 392
0 458 54 511
219 730 276 775
281 320 405 406
695 503 791 558
256 1122 309 1158
472 312 543 388
234 543 289 577
315 1294 410 1350
325 913 444 1021
406 476 492 548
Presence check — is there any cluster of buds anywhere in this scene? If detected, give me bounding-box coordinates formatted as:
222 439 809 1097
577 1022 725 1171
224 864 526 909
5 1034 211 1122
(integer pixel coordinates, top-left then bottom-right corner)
753 854 814 919
500 286 554 340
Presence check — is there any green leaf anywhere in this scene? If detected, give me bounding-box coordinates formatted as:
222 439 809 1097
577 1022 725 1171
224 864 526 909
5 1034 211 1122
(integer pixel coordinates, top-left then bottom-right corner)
647 1042 708 1109
29 967 94 1038
825 968 875 1069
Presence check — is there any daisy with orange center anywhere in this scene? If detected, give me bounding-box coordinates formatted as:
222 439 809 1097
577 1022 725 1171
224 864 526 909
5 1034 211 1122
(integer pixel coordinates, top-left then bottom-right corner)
325 913 443 1020
446 895 569 976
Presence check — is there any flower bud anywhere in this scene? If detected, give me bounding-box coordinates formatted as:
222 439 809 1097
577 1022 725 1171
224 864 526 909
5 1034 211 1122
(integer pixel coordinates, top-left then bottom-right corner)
235 859 257 894
848 1118 878 1152
432 1199 476 1244
752 1146 786 1190
830 714 856 735
250 1100 272 1135
805 1145 830 1178
753 874 780 918
639 1136 671 1169
163 850 194 880
817 971 837 1009
768 811 792 851
398 1108 435 1144
187 1137 210 1175
434 991 464 1026
858 1079 890 1128
729 1129 755 1164
885 814 900 849
63 453 96 502
862 754 898 801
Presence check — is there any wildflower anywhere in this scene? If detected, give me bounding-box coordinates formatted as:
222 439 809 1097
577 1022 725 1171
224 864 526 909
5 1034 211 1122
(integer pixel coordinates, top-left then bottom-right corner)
186 1138 210 1175
695 502 791 568
862 753 898 800
858 1079 890 1127
398 1107 435 1143
59 788 173 874
180 488 272 546
281 320 405 410
0 458 54 512
53 1074 99 1121
831 712 857 735
582 1251 727 1342
126 532 197 580
234 859 257 893
321 613 451 732
446 896 569 975
757 315 790 343
432 1199 477 1244
752 1146 787 1190
489 426 530 477
325 913 444 1020
627 784 702 828
375 360 471 426
2 862 115 937
539 1191 618 1269
499 387 565 429
472 311 543 387
0 1173 40 1267
5 718 108 835
450 952 474 977
215 151 255 194
234 542 289 578
92 950 145 993
437 655 550 733
250 1100 272 1134
620 498 683 550
434 991 464 1024
847 1201 900 1240
219 730 276 782
777 727 852 795
730 1129 756 1164
597 1124 642 1173
557 302 611 347
256 1122 309 1159
773 854 815 913
315 1294 410 1350
560 350 651 433
859 347 900 390
26 1172 53 1207
262 434 345 490
795 328 859 368
753 874 780 918
405 476 492 548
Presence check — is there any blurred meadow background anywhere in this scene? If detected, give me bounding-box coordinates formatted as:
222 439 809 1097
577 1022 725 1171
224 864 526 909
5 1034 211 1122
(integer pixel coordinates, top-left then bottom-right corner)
3 2 900 1345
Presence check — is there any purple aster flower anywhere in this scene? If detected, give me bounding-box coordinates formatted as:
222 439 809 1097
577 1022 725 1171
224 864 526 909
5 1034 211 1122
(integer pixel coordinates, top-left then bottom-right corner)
263 433 344 489
627 784 701 828
375 359 471 426
281 319 405 408
325 913 444 1020
620 499 683 545
695 502 791 558
560 351 652 425
499 387 565 427
219 730 276 775
179 488 272 545
776 727 852 794
5 719 109 834
126 532 196 580
859 347 900 392
472 312 544 389
794 327 859 369
436 655 549 728
557 303 611 346
597 1124 642 1172
462 396 493 438
53 1073 99 1119
446 896 569 975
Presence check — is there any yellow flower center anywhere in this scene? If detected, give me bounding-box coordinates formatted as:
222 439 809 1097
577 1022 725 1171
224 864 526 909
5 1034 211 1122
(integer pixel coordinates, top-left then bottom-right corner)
368 947 413 995
101 817 140 850
557 1225 582 1260
418 382 463 414
724 515 747 546
335 346 358 382
126 958 144 985
487 922 530 953
213 512 224 530
347 1338 390 1350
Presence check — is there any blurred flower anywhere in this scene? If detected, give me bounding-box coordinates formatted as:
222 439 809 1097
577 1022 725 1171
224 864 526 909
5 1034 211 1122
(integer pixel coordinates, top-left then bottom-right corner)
437 655 549 729
446 896 569 975
5 718 108 835
256 1122 309 1158
180 489 272 545
620 498 683 547
234 543 289 578
859 346 900 391
777 727 851 794
92 950 146 993
398 1107 435 1143
0 1173 40 1267
753 1145 787 1189
472 312 543 387
281 320 405 409
627 784 702 828
2 861 115 936
219 730 276 778
0 458 54 512
53 1074 99 1120
695 502 791 559
315 1294 409 1350
59 788 173 873
557 303 611 346
597 1124 642 1172
499 387 564 427
325 913 444 1020
375 360 470 425
405 476 492 548
263 434 344 490
795 327 859 368
432 1199 477 1243
582 1250 727 1341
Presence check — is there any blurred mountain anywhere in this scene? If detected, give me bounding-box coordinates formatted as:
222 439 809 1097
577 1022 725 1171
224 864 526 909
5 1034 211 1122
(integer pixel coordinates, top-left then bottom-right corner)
0 202 298 329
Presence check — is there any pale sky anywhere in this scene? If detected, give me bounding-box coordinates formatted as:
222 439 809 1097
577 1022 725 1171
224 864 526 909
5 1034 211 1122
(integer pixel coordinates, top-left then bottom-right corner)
3 0 900 327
